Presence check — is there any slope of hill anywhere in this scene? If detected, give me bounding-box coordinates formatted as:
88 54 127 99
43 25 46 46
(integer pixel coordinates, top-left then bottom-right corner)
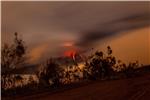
16 70 150 100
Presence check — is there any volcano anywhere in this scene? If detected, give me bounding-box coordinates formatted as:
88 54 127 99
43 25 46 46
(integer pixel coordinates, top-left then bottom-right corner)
63 50 85 64
64 50 77 60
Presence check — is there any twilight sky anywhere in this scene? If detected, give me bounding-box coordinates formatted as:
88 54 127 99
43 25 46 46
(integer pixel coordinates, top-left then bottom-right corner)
2 1 150 64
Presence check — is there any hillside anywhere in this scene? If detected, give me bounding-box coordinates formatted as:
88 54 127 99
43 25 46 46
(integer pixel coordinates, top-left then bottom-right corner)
15 71 150 100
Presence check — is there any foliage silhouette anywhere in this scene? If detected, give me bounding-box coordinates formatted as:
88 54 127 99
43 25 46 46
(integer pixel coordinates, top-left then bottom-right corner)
1 33 144 97
83 46 116 80
39 58 62 87
2 32 26 69
2 32 26 91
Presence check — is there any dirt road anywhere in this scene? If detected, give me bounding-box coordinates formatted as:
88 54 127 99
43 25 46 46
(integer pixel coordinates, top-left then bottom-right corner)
17 73 150 100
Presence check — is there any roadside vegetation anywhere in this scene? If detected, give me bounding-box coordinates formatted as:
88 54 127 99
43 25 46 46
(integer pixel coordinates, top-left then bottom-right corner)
1 32 148 97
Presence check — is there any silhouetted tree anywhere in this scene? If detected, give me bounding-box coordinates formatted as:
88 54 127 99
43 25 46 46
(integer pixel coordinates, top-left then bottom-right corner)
1 32 26 90
39 58 62 87
107 46 112 56
65 68 72 84
83 60 93 80
83 46 116 80
84 50 104 80
1 32 26 69
123 62 138 78
105 46 116 78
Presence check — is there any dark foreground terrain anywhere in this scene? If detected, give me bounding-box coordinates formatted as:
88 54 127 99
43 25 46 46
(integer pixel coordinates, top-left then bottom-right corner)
10 72 149 100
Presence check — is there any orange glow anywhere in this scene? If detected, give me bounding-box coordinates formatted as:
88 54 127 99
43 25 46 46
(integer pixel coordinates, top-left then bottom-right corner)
62 41 77 59
63 42 74 47
64 50 76 58
28 44 48 63
98 27 150 65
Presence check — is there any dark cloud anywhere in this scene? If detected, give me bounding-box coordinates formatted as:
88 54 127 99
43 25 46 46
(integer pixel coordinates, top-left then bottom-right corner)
76 14 150 47
2 1 150 63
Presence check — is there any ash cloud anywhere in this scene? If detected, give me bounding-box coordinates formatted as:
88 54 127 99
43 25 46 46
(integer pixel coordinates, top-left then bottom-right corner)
76 14 150 47
2 1 150 63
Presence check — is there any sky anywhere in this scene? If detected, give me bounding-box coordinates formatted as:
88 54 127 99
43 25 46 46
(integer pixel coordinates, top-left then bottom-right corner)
1 1 150 64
